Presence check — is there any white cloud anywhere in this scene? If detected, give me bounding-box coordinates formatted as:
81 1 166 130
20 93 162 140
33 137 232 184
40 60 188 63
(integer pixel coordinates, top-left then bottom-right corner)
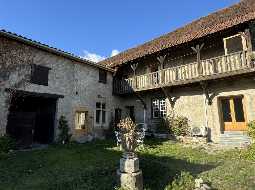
80 49 120 63
111 49 120 57
80 50 106 63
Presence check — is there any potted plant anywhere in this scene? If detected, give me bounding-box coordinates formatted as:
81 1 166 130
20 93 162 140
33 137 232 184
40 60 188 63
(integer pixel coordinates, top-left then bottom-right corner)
117 117 143 158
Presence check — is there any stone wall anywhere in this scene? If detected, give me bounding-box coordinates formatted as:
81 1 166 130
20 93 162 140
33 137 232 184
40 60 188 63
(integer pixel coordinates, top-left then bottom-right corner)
123 77 255 142
0 36 121 140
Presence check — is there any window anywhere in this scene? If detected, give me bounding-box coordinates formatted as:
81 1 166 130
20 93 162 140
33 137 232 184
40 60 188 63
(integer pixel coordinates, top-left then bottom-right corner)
75 111 88 129
152 98 166 119
99 69 107 84
30 64 50 86
223 34 247 55
96 102 107 125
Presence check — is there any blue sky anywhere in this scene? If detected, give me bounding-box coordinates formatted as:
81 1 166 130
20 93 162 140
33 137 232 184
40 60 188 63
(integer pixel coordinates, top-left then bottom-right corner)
0 0 239 62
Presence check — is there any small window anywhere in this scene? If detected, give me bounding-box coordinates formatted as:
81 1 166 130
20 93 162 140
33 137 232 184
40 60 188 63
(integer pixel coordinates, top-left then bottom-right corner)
95 102 107 125
30 64 50 86
75 111 88 130
152 98 166 119
224 34 246 55
99 69 107 84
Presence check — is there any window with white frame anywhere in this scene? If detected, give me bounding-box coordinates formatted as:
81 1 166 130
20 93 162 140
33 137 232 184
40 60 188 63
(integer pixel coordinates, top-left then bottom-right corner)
75 111 88 129
152 98 166 119
96 102 107 125
223 34 247 55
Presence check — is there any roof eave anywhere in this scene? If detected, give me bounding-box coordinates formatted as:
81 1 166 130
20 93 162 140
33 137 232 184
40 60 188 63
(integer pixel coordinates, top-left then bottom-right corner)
0 30 114 73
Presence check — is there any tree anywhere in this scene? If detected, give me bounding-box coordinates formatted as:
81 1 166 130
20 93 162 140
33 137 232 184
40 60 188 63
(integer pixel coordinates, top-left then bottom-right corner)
57 116 72 144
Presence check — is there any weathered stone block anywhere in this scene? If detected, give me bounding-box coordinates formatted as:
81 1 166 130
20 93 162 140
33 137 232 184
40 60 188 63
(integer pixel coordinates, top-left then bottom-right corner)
120 157 139 173
117 169 143 190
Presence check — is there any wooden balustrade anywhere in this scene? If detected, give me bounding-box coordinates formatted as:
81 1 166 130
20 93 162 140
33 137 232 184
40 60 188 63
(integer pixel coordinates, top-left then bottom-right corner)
113 51 253 94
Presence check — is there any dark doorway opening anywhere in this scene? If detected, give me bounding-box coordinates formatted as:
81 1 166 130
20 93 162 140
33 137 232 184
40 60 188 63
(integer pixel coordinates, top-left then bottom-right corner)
126 106 135 122
6 93 57 148
114 108 122 126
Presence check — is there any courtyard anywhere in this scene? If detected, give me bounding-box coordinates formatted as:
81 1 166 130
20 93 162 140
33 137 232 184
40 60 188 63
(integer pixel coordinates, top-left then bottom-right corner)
0 139 254 190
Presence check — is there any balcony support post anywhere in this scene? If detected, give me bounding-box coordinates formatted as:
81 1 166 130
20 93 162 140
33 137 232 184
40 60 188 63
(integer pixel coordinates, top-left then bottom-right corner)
131 63 138 89
200 81 209 129
192 44 204 76
244 28 253 66
157 55 166 85
200 82 218 130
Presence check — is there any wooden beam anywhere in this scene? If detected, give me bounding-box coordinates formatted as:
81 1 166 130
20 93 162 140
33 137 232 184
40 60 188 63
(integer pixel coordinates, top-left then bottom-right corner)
157 55 166 70
130 63 138 76
192 44 204 75
244 29 253 63
161 87 179 109
5 88 64 99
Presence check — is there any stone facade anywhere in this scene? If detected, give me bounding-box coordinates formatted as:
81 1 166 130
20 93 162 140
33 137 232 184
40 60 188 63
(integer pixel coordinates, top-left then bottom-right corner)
113 24 255 143
0 35 122 141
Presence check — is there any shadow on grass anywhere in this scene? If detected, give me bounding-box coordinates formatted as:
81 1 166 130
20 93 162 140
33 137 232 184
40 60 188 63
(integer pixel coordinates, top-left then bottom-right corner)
140 153 215 190
0 140 216 190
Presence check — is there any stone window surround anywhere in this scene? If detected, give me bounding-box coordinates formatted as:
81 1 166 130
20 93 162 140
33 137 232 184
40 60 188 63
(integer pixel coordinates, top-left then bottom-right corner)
74 107 89 131
94 101 108 128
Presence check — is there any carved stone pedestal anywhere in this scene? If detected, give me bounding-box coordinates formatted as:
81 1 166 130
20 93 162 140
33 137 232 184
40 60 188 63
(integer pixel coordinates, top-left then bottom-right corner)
117 156 143 190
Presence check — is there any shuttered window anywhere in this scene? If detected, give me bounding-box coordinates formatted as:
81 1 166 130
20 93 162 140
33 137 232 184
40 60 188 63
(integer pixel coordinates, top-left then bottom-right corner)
99 69 107 84
30 64 50 86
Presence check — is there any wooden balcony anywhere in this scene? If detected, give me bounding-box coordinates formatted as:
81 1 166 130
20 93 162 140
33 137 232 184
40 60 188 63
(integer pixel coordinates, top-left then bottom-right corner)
113 51 255 94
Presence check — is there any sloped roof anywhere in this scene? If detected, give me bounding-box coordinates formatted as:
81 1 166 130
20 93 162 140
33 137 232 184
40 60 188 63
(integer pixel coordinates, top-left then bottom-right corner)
100 0 255 67
0 30 114 72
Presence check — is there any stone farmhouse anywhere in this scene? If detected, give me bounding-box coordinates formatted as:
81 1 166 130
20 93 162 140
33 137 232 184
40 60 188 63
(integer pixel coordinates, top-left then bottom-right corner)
0 0 255 147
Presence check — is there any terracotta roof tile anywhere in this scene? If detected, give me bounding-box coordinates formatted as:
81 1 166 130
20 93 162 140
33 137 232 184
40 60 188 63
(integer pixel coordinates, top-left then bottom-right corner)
100 0 255 67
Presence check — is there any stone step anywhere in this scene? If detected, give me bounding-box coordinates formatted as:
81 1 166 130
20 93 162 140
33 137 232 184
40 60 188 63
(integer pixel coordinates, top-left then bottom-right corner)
220 139 251 143
220 133 249 137
219 137 251 141
219 132 252 147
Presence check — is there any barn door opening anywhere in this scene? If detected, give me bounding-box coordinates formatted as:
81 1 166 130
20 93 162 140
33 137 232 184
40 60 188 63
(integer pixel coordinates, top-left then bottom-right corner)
6 94 57 148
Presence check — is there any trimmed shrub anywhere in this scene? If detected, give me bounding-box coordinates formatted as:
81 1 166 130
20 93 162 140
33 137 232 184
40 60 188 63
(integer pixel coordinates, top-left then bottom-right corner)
247 120 255 141
167 115 190 136
0 135 16 153
57 116 72 144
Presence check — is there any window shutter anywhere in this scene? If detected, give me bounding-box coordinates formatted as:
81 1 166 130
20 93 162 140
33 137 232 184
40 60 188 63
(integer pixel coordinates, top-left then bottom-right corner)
99 69 107 84
30 64 50 86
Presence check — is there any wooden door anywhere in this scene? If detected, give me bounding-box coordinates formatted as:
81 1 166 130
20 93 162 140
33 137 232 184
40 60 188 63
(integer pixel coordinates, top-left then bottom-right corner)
220 96 247 131
7 112 36 148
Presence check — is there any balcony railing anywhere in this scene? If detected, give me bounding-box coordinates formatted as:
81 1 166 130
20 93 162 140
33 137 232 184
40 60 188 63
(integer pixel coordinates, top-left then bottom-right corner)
113 51 254 94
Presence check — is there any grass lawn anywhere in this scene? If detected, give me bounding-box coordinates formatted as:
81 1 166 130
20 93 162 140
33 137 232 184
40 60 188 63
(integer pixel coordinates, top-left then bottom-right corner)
0 139 254 190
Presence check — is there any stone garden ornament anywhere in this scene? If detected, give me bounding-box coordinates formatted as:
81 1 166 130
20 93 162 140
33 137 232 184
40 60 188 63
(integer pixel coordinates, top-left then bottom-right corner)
116 117 144 190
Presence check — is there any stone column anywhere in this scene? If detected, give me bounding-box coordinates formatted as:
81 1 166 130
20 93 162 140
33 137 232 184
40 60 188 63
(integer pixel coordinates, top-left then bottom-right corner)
117 156 143 190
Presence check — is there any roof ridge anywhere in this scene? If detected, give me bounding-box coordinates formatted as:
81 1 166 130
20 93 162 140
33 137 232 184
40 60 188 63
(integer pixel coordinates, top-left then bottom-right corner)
0 29 114 72
100 0 255 67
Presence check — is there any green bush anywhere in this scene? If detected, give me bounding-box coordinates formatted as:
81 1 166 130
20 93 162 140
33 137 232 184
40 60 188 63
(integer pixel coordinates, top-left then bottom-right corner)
247 120 255 141
167 115 190 136
57 116 72 144
0 135 16 153
165 171 195 190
